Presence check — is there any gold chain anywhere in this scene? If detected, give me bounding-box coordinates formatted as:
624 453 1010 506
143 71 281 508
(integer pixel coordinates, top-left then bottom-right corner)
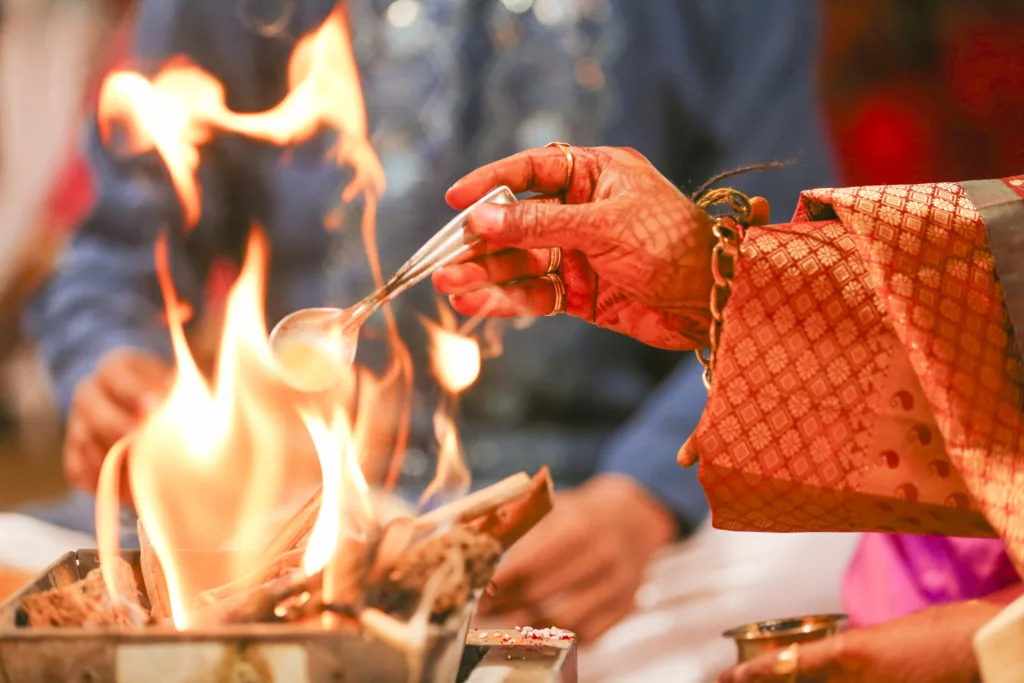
693 189 752 390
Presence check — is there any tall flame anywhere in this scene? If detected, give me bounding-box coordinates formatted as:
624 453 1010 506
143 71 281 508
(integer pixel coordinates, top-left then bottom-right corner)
93 5 473 628
98 230 302 626
419 306 481 507
299 404 374 576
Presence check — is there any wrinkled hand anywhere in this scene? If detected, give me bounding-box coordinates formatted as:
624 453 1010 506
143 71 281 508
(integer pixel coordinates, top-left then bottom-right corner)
432 146 717 350
65 348 171 493
718 600 1001 683
477 475 676 643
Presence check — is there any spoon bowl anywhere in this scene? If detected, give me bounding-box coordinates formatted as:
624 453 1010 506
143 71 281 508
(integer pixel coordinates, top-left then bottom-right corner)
270 307 359 391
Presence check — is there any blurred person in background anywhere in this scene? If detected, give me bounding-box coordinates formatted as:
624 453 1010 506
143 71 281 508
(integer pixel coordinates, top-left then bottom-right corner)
21 0 845 680
0 0 134 444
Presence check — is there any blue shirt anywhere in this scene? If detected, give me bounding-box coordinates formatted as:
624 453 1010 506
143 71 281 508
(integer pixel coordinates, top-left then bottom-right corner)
24 0 836 536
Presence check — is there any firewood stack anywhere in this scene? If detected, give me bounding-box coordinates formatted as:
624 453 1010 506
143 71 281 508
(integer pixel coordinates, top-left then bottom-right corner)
20 469 553 631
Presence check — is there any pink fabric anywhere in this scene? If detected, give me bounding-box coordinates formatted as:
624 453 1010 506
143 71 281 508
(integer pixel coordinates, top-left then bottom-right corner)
843 533 1021 627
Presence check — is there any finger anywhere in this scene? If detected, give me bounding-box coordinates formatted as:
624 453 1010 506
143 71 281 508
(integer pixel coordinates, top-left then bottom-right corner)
577 602 632 643
573 593 634 643
544 575 633 642
446 148 590 208
65 415 101 472
485 510 591 605
75 382 138 455
97 351 171 413
63 441 91 492
719 638 842 683
448 278 557 319
465 201 597 252
515 546 612 607
485 553 607 616
433 248 559 294
450 197 566 268
64 431 105 493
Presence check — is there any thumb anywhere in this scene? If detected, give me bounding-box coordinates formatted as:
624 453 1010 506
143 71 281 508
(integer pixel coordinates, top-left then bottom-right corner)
467 200 594 252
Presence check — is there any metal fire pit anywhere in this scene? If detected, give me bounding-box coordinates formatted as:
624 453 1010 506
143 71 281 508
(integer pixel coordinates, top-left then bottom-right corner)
0 551 577 683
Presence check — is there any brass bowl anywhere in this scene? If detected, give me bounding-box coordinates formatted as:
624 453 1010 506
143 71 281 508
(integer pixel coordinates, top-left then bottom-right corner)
723 614 848 663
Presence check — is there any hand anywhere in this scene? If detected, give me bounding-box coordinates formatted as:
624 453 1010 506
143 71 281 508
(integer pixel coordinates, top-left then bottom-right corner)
478 474 677 643
65 348 172 493
433 146 719 350
718 600 1001 683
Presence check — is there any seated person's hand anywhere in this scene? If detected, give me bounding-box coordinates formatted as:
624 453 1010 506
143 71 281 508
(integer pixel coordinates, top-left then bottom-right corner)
717 599 1001 683
65 348 172 493
477 474 676 643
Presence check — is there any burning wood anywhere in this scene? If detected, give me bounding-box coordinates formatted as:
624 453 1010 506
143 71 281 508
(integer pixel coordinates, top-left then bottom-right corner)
369 526 501 618
203 470 550 626
198 472 533 609
27 0 554 666
138 521 171 622
21 469 553 635
20 556 147 628
469 467 555 550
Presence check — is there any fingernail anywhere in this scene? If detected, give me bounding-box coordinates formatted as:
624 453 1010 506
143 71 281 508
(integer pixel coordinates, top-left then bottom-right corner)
467 203 506 237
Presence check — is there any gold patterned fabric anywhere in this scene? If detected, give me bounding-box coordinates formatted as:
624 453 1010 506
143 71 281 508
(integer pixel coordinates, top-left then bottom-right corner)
680 177 1024 568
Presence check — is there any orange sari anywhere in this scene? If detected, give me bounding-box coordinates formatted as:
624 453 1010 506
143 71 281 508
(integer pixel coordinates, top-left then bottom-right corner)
681 177 1024 569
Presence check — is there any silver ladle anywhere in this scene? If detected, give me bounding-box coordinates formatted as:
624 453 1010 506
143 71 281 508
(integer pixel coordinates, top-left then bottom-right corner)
269 186 517 386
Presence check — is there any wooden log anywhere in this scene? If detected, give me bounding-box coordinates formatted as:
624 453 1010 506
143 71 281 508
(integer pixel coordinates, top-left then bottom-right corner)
257 491 321 576
368 472 535 584
190 569 322 626
241 473 531 601
138 520 172 621
20 556 148 628
322 525 381 614
191 471 549 625
416 472 530 530
196 547 305 606
368 526 501 620
469 467 554 550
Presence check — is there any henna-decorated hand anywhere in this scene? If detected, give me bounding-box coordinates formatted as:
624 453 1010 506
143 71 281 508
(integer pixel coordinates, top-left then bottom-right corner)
432 146 720 350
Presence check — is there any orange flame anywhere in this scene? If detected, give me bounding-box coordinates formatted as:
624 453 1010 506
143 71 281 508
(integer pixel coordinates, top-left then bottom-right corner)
418 307 481 507
299 404 374 576
93 5 470 628
95 231 301 626
97 7 384 230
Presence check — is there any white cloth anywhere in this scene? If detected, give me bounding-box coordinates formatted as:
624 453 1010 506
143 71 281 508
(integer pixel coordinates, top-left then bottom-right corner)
0 512 94 572
578 521 860 683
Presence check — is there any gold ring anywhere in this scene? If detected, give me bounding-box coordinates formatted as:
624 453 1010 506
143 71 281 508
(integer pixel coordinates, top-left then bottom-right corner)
543 272 567 317
772 644 799 682
546 247 563 274
545 141 575 195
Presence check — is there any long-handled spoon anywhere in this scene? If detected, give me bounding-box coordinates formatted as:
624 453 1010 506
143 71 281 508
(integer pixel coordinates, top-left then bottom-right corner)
270 186 516 387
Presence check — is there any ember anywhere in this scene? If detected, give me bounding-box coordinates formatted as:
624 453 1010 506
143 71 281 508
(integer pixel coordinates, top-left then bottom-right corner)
11 0 554 659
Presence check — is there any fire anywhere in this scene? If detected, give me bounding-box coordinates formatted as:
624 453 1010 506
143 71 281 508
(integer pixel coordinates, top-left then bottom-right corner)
92 5 476 629
299 405 374 576
418 307 482 507
97 65 218 227
96 7 385 227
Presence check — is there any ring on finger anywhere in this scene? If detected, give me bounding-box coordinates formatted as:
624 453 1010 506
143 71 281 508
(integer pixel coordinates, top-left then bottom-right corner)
544 272 567 317
545 247 563 274
771 644 799 682
545 141 575 195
